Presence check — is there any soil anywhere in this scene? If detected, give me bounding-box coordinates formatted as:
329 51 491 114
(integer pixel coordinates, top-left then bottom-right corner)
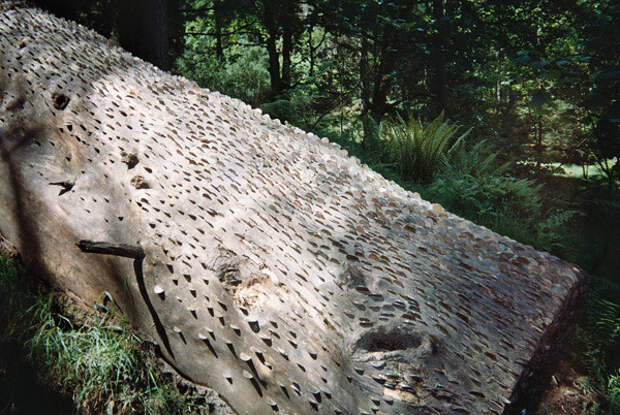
534 344 603 415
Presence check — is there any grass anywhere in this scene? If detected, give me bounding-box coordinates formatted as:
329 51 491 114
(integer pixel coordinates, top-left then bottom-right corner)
515 160 618 181
0 258 211 414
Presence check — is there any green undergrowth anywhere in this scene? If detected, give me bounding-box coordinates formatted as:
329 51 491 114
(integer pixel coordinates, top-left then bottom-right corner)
580 277 620 414
0 258 207 414
327 115 567 251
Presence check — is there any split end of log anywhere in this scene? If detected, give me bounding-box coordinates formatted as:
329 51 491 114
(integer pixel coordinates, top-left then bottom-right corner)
77 240 144 260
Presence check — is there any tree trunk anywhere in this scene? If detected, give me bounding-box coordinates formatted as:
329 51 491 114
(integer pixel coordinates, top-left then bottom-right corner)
118 0 169 70
432 0 449 115
308 24 315 76
214 4 224 61
536 115 544 171
370 37 396 125
1 6 588 415
262 1 282 98
360 37 374 146
281 28 293 89
360 31 395 146
167 0 185 66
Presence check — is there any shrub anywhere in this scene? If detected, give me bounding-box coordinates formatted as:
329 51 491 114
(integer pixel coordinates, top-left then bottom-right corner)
418 140 545 240
577 277 620 414
584 282 620 370
608 370 620 414
175 46 270 107
380 112 471 183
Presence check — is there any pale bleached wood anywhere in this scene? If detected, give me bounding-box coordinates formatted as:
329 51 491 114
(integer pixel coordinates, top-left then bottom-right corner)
0 4 586 414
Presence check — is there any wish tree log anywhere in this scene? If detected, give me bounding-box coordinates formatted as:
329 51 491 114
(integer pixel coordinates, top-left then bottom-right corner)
0 3 585 414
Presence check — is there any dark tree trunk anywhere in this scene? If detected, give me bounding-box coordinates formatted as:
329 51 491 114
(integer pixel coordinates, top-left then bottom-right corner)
118 0 169 71
360 37 374 146
30 0 78 20
281 27 293 89
281 3 302 90
536 115 544 171
370 38 396 125
500 89 519 131
308 25 315 76
167 0 185 67
214 5 224 61
432 0 449 114
265 33 282 97
360 31 396 147
263 1 282 98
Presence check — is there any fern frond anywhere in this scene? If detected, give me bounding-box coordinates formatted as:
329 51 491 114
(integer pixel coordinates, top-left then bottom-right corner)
380 112 466 183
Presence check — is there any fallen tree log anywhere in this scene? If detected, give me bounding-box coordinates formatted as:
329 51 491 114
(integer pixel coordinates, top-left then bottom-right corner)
0 3 586 414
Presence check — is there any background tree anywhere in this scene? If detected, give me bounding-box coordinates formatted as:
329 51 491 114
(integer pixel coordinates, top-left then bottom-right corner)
118 0 169 70
30 0 177 70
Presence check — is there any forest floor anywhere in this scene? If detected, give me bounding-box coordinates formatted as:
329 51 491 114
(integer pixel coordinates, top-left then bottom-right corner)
538 356 601 414
0 258 232 415
535 333 603 415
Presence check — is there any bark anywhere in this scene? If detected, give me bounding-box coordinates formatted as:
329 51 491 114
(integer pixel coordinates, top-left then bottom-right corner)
369 39 395 124
536 115 544 171
281 4 302 90
214 5 224 61
281 26 293 89
118 0 169 70
167 0 186 66
1 5 587 415
262 1 282 97
360 32 395 145
308 24 315 76
360 37 374 145
432 0 449 114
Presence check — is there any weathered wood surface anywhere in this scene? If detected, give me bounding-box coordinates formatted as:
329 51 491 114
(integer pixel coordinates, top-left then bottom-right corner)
0 4 586 414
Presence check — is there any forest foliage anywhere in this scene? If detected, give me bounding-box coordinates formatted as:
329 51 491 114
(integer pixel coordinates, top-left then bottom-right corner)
18 0 620 413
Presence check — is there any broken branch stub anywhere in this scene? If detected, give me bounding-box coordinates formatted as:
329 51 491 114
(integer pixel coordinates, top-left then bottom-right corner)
0 4 586 415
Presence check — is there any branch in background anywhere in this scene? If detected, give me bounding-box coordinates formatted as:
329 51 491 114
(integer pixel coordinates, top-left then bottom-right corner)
549 137 590 175
185 21 260 38
224 40 265 48
186 30 262 38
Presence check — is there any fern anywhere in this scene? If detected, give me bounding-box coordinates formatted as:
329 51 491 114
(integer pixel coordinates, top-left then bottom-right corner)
580 279 620 408
380 112 470 183
534 209 583 252
608 370 620 415
420 139 543 239
587 288 620 351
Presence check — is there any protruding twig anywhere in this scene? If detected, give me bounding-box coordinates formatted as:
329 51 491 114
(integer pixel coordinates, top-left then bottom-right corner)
77 240 144 259
76 239 175 360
